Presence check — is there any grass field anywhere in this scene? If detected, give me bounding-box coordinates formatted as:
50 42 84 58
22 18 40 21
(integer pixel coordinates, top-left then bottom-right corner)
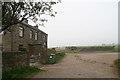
56 45 119 53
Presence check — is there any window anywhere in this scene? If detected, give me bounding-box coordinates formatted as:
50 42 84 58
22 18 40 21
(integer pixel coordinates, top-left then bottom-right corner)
39 53 41 57
35 32 38 40
19 44 23 51
44 36 46 40
19 44 26 51
30 30 33 39
44 42 46 46
19 27 24 37
19 44 23 48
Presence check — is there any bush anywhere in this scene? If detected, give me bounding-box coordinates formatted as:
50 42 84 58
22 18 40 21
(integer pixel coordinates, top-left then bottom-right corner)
55 53 65 63
114 59 120 69
47 48 56 54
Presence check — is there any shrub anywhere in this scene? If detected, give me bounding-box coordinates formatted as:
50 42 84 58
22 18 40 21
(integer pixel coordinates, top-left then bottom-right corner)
55 53 65 63
114 59 120 69
47 48 56 54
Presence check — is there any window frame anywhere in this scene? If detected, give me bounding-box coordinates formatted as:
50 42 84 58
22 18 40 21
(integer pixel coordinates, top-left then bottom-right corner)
35 32 38 40
44 42 46 46
19 26 24 37
44 36 46 40
30 30 33 39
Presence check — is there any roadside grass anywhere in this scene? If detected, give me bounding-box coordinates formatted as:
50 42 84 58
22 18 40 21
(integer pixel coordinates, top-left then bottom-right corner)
55 53 65 63
114 59 120 69
94 50 118 53
64 50 79 53
112 51 120 53
2 66 46 79
56 49 79 53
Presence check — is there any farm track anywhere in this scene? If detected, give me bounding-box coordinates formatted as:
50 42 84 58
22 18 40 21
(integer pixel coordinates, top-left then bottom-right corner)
26 52 118 78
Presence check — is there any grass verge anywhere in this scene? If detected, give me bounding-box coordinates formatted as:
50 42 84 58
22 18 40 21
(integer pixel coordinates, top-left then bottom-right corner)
56 49 79 53
55 53 65 63
2 66 46 79
114 59 120 69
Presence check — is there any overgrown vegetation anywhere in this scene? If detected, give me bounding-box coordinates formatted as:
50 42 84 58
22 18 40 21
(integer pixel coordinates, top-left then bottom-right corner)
112 45 120 52
47 48 56 54
55 53 65 63
2 66 46 79
114 59 120 69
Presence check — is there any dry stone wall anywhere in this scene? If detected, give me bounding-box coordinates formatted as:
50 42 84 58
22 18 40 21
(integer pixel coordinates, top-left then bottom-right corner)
2 52 30 72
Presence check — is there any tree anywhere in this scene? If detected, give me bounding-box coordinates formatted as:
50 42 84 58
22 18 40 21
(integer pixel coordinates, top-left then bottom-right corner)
1 0 60 32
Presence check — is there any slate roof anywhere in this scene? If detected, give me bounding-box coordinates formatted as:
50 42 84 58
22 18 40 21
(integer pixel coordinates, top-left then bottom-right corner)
20 22 48 35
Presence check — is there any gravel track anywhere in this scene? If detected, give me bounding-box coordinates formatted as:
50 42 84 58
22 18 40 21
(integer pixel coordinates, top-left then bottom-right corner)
26 52 118 78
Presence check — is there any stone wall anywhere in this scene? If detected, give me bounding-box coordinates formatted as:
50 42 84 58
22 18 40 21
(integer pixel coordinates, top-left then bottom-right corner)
2 30 12 52
2 52 30 72
40 47 48 64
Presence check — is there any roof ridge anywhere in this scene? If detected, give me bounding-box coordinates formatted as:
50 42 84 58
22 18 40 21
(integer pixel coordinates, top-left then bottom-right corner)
20 22 47 35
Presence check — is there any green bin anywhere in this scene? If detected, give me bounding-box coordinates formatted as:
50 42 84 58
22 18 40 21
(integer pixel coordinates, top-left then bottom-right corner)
48 54 56 64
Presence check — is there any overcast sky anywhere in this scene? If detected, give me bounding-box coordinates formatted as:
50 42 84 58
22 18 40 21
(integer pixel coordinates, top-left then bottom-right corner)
29 0 118 48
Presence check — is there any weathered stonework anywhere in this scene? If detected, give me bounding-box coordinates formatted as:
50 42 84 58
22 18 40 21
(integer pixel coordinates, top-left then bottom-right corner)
2 20 48 64
2 52 30 72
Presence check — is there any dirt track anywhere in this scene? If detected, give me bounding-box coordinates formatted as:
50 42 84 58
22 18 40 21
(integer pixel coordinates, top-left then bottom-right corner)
26 52 118 78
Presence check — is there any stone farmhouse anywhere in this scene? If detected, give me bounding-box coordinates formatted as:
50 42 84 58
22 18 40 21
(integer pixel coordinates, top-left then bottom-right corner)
2 20 48 63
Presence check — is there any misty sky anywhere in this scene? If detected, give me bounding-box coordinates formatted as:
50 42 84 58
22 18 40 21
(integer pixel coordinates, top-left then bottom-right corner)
29 0 118 48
